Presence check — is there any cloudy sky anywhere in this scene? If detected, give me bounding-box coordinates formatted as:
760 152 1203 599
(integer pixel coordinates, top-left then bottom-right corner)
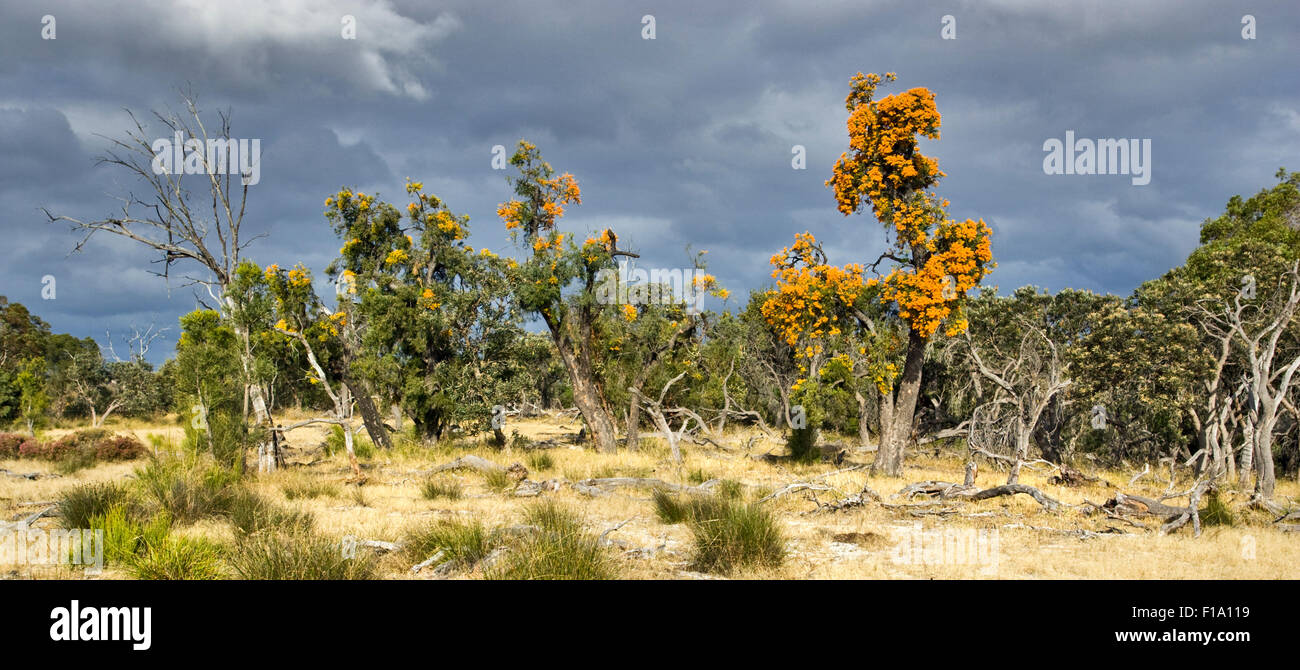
1 0 1297 363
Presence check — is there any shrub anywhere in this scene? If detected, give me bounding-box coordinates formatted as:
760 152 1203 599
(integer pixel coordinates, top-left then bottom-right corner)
420 477 464 501
228 530 375 580
59 481 136 529
95 435 147 461
787 427 819 464
485 501 616 580
686 498 785 574
404 519 491 566
130 536 225 580
0 432 34 458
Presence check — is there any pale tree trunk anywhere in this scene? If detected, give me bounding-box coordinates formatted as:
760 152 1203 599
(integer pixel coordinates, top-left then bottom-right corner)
626 395 641 450
549 320 618 453
876 330 925 476
854 389 872 450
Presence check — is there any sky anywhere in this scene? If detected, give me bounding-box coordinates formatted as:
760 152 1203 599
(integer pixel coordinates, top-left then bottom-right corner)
1 0 1297 364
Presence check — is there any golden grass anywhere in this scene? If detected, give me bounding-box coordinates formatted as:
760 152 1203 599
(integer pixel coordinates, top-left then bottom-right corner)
3 414 1297 580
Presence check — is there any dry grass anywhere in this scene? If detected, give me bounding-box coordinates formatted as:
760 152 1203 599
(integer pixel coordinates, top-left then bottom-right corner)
4 413 1298 580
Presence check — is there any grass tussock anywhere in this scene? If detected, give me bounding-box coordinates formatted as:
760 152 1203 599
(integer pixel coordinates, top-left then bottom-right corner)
59 481 136 529
227 491 314 535
1199 492 1235 527
404 519 492 566
135 455 242 524
653 492 785 574
130 536 225 580
228 530 375 580
420 477 464 501
485 501 617 580
282 480 340 500
481 468 514 493
525 452 554 472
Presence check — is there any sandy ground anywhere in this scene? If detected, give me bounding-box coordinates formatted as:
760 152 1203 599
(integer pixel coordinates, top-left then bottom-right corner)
3 413 1298 579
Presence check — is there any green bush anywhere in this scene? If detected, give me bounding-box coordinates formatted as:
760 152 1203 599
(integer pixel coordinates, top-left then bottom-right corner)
1199 492 1235 527
324 425 374 460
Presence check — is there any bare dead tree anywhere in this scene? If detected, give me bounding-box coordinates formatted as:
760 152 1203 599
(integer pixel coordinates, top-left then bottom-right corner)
965 325 1071 485
42 89 279 471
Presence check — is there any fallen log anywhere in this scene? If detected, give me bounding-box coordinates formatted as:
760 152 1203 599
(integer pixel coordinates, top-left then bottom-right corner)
426 455 507 474
1102 493 1187 519
967 484 1065 512
571 477 718 496
1 468 58 481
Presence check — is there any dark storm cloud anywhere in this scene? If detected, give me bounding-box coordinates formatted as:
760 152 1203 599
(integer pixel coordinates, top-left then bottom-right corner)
1 0 1297 363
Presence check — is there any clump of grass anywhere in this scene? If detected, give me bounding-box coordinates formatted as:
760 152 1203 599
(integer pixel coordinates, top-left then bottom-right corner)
90 506 171 564
228 530 375 580
687 498 785 574
59 481 135 529
1199 492 1235 527
525 452 554 472
130 536 225 580
652 489 697 525
349 486 371 507
227 491 313 535
715 479 745 500
482 468 514 493
420 477 464 501
687 468 711 484
282 480 340 500
136 455 241 524
404 519 492 566
486 501 617 580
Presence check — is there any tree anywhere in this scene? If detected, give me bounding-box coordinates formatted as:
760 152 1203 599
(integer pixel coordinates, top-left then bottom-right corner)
824 73 995 474
496 141 636 453
15 357 48 435
325 182 522 443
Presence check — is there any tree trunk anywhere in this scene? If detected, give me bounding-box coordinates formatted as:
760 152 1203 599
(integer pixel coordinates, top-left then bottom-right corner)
345 377 393 450
876 330 926 476
626 394 641 450
548 319 618 453
855 389 872 450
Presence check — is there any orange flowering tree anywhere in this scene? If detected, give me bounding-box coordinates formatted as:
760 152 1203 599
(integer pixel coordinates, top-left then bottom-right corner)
825 72 995 475
497 140 633 453
761 232 906 461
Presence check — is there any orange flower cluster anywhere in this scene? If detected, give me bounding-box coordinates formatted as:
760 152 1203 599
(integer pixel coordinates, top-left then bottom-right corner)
824 73 995 339
881 218 994 338
761 232 865 355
